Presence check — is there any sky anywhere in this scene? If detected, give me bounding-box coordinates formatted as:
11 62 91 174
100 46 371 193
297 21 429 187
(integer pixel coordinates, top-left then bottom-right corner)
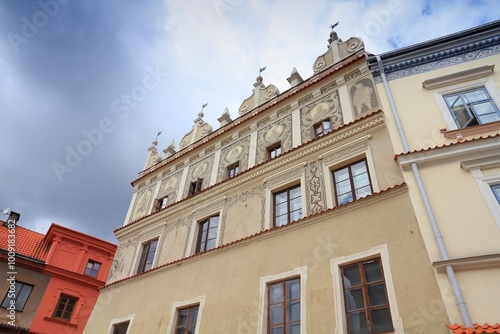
0 0 499 243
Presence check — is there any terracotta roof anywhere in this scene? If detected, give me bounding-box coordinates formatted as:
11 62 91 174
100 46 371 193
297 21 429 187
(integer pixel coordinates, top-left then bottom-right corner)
395 133 500 158
448 323 500 334
0 224 49 261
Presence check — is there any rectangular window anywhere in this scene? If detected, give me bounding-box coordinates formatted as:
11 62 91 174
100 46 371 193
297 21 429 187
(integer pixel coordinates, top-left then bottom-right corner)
228 162 240 178
196 215 219 253
268 143 282 159
341 258 393 334
1 282 33 311
314 119 332 137
84 260 101 278
444 87 500 128
274 185 302 227
189 178 203 196
137 238 158 273
53 294 78 321
333 159 372 205
154 196 169 212
176 305 199 334
492 184 500 204
268 278 300 334
112 321 130 334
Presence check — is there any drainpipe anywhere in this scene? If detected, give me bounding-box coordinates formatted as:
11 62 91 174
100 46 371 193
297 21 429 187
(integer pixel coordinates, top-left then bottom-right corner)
375 55 473 328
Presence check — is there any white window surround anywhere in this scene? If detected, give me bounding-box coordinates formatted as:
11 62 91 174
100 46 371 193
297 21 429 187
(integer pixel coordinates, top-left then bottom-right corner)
432 78 500 130
257 266 307 334
466 168 500 230
263 163 306 230
108 314 135 334
330 244 404 334
320 137 379 209
165 295 206 334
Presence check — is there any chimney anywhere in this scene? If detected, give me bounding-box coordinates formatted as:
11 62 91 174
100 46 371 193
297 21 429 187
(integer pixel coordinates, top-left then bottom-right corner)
2 211 20 227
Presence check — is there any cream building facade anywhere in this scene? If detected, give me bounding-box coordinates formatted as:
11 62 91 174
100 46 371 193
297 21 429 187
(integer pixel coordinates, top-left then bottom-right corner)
84 31 451 333
368 20 500 333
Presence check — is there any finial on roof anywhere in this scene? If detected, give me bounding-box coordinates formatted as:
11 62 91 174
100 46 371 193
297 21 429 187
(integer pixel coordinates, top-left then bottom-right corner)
199 103 208 118
328 21 340 45
254 66 266 87
287 67 304 87
218 107 232 127
152 130 162 146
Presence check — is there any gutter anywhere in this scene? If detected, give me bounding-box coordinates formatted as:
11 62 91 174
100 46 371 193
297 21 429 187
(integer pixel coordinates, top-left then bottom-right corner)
375 55 474 328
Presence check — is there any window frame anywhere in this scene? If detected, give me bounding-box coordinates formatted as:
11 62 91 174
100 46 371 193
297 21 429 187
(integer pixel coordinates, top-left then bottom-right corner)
273 184 303 227
166 296 206 334
175 304 200 334
257 267 307 334
112 321 130 334
331 244 403 334
84 260 102 278
227 162 240 178
444 87 500 128
267 142 282 160
432 78 500 131
314 119 332 138
195 215 220 253
267 277 301 334
464 167 500 230
332 158 373 206
153 195 169 212
492 184 500 204
1 281 33 312
189 178 203 196
136 238 159 274
108 314 134 334
52 294 78 321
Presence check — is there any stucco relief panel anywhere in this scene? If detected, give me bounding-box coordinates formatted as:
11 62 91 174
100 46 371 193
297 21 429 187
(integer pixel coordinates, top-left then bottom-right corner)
184 155 214 197
217 136 250 182
108 237 139 283
131 185 155 222
300 90 343 142
256 115 292 163
158 170 184 203
349 78 380 117
307 161 326 214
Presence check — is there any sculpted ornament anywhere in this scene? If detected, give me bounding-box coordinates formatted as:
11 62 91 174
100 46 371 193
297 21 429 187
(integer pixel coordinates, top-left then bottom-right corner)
225 145 243 162
192 162 208 178
264 124 284 143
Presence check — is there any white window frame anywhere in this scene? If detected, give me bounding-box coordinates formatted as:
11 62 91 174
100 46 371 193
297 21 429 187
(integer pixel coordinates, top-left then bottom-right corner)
165 295 206 334
108 314 135 334
330 244 403 334
257 266 307 334
469 169 500 230
432 78 500 130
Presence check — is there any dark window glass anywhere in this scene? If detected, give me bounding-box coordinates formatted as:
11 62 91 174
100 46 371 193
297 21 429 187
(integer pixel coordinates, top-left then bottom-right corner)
1 282 33 311
314 119 332 137
113 321 130 334
53 294 78 321
341 258 393 334
154 196 169 212
196 215 219 253
333 159 372 205
137 239 158 273
176 305 199 334
268 278 300 334
274 185 302 227
189 178 203 196
444 88 500 128
84 260 101 278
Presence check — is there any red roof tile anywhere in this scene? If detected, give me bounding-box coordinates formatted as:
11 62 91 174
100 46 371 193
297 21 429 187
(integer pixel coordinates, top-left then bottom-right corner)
0 224 49 261
448 323 500 334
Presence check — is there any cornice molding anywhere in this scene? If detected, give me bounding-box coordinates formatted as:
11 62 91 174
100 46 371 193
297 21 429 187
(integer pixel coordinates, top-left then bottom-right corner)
433 253 500 273
422 65 495 90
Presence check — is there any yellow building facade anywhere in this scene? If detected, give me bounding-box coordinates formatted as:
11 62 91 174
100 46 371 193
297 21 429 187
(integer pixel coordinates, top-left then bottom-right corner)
84 31 453 333
369 20 500 333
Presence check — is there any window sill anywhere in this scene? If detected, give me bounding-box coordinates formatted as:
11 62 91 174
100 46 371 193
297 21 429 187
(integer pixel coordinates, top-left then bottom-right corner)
440 120 500 139
43 316 78 327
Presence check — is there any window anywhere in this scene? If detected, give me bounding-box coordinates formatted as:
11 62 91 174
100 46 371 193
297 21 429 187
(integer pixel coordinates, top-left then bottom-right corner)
154 196 169 212
228 162 240 178
1 282 33 311
314 119 332 137
333 159 372 205
268 278 301 334
137 238 158 273
84 260 101 278
274 185 302 227
112 321 130 334
53 294 78 321
341 258 393 334
268 143 282 159
444 87 500 128
196 215 219 253
189 178 203 196
492 184 500 204
176 305 199 334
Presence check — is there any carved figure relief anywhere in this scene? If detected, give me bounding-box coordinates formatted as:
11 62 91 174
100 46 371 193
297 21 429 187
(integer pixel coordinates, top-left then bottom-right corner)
158 171 183 202
256 116 292 163
350 78 379 117
185 156 214 197
300 90 343 142
131 187 154 221
217 137 251 182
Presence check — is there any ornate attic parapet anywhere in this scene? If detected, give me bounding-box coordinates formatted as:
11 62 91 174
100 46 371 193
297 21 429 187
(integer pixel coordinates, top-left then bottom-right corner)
238 67 280 116
178 104 214 150
143 132 163 171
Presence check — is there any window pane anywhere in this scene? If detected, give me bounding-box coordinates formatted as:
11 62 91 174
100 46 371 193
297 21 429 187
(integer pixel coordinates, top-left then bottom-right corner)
368 283 388 306
353 174 370 189
270 327 283 334
176 329 185 334
269 284 283 303
276 202 288 216
270 304 283 325
334 168 349 182
189 306 199 325
371 308 393 332
345 288 364 311
205 239 216 251
287 323 301 334
464 88 488 102
275 192 288 204
287 301 300 322
208 227 218 239
289 197 302 212
492 184 500 203
187 325 196 334
363 260 382 282
289 186 301 199
275 215 288 227
286 279 300 300
349 311 369 334
343 265 361 286
355 186 372 199
351 161 367 176
209 216 219 226
177 309 188 326
338 193 353 205
336 179 352 195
